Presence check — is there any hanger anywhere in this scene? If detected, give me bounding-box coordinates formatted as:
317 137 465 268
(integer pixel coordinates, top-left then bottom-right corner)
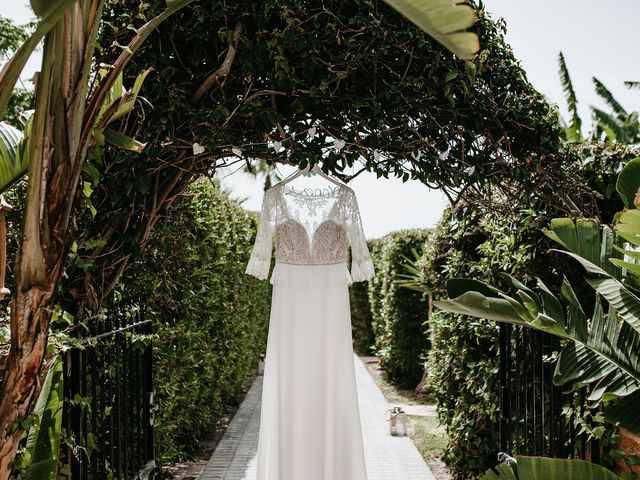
274 161 346 195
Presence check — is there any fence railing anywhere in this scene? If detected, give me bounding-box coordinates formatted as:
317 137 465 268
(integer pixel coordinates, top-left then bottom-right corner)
498 323 600 462
61 299 155 479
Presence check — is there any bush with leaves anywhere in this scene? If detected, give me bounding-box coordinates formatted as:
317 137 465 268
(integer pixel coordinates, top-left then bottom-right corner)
366 229 430 388
349 238 377 355
125 179 272 462
421 199 559 477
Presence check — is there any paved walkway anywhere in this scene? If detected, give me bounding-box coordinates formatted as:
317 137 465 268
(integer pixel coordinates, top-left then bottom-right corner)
198 354 436 480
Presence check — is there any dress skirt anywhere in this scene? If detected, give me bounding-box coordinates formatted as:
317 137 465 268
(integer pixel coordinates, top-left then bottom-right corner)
256 261 368 480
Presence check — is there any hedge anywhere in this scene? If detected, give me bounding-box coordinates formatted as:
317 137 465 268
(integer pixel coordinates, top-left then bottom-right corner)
349 238 377 356
367 229 431 389
126 179 272 463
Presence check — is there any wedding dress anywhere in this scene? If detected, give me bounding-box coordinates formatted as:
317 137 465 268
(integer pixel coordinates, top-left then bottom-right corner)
245 177 375 480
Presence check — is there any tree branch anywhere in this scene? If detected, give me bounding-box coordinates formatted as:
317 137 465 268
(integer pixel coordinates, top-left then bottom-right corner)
191 20 242 106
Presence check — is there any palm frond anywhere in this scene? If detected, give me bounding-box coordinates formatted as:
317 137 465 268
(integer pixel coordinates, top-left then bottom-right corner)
557 52 582 141
480 455 623 480
592 108 630 143
395 247 429 293
593 77 628 121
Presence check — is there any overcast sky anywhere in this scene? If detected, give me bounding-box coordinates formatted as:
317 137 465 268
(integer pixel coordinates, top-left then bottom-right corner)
2 0 638 238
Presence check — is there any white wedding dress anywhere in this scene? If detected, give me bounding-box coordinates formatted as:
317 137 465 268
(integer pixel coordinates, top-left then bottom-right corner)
245 178 375 480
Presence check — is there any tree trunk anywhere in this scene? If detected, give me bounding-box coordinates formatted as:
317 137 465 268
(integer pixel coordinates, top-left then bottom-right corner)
0 18 75 476
0 287 52 478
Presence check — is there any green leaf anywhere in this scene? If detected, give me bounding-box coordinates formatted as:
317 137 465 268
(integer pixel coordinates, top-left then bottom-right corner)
617 209 640 245
445 70 458 82
103 128 147 152
544 218 602 267
593 108 630 143
617 157 640 208
553 248 640 337
434 290 533 326
557 51 582 141
109 68 153 123
436 274 640 433
604 390 640 435
0 121 30 193
23 355 64 480
593 77 627 121
445 277 503 299
480 455 623 480
382 0 479 60
0 0 77 119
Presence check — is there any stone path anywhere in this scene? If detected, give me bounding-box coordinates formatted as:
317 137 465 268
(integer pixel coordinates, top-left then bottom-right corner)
198 354 436 480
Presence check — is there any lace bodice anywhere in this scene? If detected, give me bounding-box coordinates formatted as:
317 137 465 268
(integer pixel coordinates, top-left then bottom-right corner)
245 181 375 283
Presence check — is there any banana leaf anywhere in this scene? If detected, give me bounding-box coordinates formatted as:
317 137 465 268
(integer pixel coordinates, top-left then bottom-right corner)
22 355 64 480
616 156 640 209
382 0 479 60
0 121 30 193
558 52 582 141
434 216 640 434
0 0 77 119
480 456 622 480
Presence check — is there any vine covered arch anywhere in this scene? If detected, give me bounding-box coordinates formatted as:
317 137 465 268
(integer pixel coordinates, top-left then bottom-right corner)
71 0 569 310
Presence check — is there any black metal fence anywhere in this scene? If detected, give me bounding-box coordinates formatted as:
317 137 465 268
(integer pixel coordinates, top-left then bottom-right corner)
61 299 156 479
498 323 600 462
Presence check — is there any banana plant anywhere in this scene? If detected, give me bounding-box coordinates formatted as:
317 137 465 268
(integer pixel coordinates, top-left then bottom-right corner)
480 455 623 480
0 0 195 476
434 157 640 435
0 67 151 195
557 51 639 143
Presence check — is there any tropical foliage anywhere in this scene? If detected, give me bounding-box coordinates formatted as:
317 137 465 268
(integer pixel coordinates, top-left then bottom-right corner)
558 51 639 144
19 355 64 480
0 0 620 477
382 0 479 59
0 0 197 474
422 200 553 477
0 16 34 126
480 455 623 480
435 157 640 440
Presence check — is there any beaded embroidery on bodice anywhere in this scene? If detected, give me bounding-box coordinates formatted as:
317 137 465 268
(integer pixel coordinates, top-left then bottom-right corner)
275 183 348 265
244 179 375 283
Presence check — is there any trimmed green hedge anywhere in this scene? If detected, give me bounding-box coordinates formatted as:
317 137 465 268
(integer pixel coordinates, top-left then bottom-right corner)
368 229 431 388
349 238 377 355
126 179 272 463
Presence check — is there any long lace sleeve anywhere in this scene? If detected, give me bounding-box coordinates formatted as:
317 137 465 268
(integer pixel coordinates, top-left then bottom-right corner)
345 189 375 283
245 189 274 280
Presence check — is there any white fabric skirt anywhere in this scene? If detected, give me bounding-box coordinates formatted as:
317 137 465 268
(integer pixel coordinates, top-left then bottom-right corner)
256 261 368 480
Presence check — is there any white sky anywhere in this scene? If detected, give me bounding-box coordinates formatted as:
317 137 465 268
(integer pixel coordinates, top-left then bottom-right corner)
2 0 638 239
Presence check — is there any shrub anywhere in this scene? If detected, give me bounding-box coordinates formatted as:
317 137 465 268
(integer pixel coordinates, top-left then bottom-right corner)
368 229 431 388
349 238 377 355
422 203 540 477
125 179 272 463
